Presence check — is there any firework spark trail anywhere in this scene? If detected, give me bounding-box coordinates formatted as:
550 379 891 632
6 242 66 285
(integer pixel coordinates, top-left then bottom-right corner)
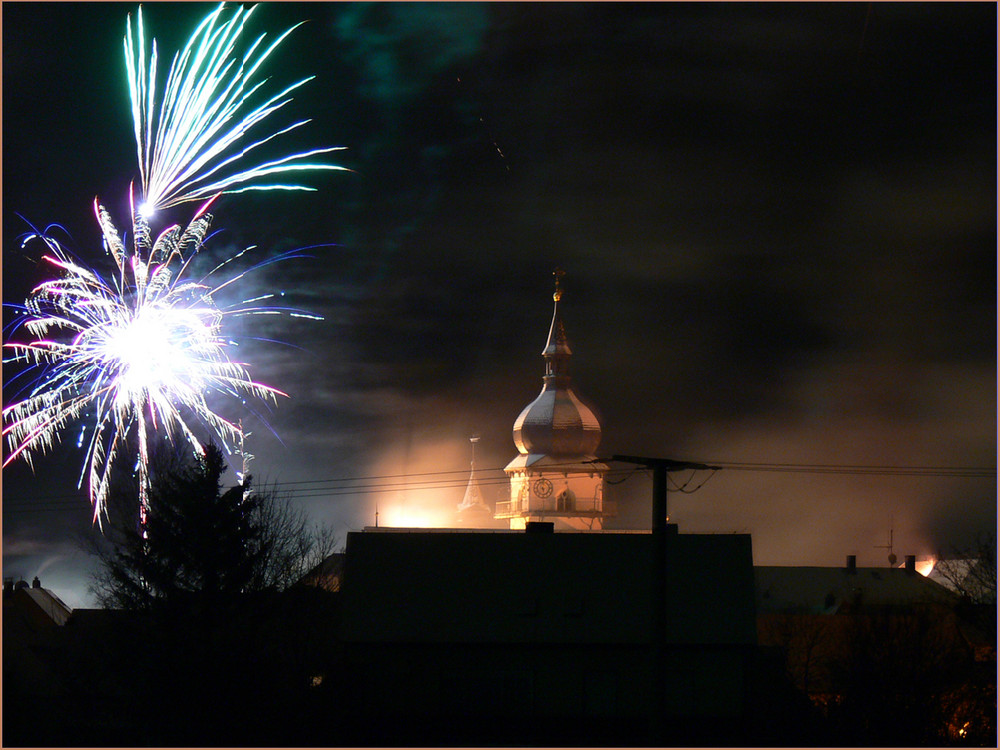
125 2 347 216
3 195 292 523
4 4 343 523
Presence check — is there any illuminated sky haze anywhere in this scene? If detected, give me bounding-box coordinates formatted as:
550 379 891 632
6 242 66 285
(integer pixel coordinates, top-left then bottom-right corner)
3 2 995 607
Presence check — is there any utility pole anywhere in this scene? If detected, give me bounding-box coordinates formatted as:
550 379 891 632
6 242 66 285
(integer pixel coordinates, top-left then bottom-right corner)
610 455 719 745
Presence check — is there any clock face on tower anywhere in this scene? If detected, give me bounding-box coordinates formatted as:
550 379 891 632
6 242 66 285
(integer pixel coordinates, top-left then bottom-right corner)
533 478 553 498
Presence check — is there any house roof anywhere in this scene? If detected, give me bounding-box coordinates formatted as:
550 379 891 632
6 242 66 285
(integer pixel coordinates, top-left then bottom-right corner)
3 583 73 627
340 529 756 646
296 552 347 592
755 565 957 614
23 587 73 626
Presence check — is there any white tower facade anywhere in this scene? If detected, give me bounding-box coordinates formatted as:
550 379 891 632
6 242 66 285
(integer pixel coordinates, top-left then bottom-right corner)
496 273 609 530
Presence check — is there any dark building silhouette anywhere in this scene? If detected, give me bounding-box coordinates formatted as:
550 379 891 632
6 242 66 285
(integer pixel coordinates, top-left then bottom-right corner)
337 525 757 744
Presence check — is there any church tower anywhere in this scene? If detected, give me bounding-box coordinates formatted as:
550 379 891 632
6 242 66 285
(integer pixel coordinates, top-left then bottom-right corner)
496 272 610 530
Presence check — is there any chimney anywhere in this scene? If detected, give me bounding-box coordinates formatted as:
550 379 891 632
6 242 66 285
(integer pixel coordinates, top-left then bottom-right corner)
3 578 13 593
846 555 857 573
32 576 41 589
904 555 916 574
525 521 554 534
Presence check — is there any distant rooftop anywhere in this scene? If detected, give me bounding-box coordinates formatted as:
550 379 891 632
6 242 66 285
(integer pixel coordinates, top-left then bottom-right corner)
756 564 957 614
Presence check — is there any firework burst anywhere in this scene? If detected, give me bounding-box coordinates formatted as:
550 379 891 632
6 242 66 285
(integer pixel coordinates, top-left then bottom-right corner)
3 195 288 523
4 3 341 524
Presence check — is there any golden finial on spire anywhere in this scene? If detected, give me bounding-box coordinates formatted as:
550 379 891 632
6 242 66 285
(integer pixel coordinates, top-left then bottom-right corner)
553 267 565 302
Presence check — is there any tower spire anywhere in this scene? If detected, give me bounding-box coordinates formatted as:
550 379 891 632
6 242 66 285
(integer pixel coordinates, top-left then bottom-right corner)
543 268 572 378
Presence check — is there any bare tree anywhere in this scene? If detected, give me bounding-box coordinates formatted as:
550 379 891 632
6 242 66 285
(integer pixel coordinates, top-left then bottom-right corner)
758 613 837 700
246 479 341 592
936 532 997 606
828 605 977 745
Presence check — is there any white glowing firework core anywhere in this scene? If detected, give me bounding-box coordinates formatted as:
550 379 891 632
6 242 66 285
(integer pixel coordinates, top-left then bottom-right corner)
102 305 208 402
104 309 171 395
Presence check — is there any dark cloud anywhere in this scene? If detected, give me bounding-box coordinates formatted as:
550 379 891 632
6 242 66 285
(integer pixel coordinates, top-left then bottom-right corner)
334 3 489 108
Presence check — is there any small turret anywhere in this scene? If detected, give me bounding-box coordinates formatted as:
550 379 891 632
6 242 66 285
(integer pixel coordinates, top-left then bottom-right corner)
456 436 498 528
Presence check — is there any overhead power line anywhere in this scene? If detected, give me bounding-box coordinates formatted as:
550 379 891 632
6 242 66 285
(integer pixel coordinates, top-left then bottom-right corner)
704 461 995 478
3 460 994 513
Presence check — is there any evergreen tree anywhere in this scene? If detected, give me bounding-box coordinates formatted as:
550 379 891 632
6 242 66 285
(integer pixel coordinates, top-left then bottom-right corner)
85 444 341 744
91 443 332 613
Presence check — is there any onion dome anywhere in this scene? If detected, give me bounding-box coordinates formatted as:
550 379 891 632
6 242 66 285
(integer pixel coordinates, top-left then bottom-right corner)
512 273 602 457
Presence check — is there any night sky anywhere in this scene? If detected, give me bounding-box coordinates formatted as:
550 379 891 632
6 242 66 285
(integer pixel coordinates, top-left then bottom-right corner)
3 2 995 607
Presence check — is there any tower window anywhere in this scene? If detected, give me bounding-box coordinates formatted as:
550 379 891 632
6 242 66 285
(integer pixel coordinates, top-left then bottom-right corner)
556 489 576 511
